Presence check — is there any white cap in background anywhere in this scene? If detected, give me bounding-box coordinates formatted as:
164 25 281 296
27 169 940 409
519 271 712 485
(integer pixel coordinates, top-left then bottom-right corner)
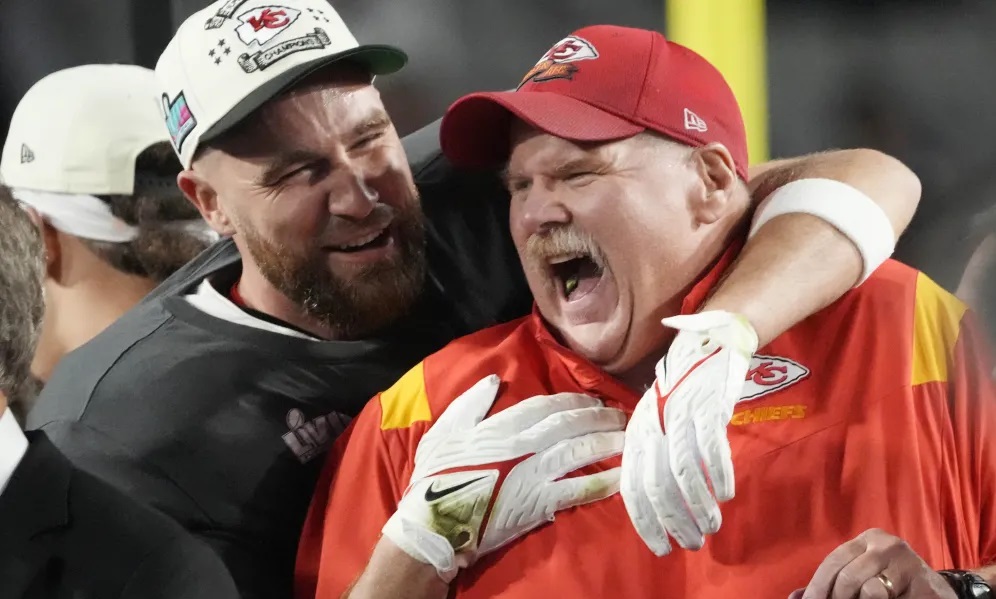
156 0 407 168
0 64 171 242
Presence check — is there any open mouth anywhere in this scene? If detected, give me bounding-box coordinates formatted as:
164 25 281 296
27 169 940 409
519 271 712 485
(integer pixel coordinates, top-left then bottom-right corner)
549 254 605 302
328 228 391 253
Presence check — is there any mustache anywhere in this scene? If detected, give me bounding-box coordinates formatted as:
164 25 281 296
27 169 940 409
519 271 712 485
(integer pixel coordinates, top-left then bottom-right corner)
323 202 398 240
525 226 606 268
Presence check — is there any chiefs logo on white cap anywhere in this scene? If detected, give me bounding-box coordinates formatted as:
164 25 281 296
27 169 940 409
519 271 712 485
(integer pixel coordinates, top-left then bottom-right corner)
235 5 302 47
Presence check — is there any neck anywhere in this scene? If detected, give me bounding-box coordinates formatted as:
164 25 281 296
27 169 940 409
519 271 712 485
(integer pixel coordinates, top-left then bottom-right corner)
236 254 334 340
33 269 156 381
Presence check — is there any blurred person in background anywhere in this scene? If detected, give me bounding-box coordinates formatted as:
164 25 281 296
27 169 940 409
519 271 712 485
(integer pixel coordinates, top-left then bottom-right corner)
300 26 993 599
0 185 238 599
31 2 920 597
0 64 213 416
958 205 996 365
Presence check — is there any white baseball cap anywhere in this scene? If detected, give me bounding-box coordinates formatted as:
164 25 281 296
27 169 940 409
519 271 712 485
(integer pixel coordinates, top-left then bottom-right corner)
0 64 171 242
156 0 407 168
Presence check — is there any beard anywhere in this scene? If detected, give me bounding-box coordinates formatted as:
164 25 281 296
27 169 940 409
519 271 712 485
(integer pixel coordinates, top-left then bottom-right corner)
239 196 427 340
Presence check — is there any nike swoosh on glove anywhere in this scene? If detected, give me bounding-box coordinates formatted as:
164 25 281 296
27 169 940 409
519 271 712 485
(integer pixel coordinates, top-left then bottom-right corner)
621 310 758 556
382 375 626 582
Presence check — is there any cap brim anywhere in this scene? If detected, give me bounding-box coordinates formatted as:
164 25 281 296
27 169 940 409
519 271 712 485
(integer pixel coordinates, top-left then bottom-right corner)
200 44 407 146
440 91 645 168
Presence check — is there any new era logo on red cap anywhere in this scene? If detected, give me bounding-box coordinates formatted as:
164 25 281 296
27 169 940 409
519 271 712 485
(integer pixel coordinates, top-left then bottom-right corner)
519 35 599 88
684 108 708 133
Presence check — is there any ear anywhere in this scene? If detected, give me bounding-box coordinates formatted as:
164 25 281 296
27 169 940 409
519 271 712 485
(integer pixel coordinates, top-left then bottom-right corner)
176 168 236 237
690 142 740 225
24 207 62 279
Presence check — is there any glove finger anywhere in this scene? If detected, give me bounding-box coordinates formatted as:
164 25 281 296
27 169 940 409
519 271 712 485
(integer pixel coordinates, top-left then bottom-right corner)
661 313 736 334
668 420 722 537
531 431 624 480
516 407 627 452
414 375 500 469
549 467 621 513
431 375 501 433
479 393 604 438
621 401 672 556
646 432 706 551
695 412 735 502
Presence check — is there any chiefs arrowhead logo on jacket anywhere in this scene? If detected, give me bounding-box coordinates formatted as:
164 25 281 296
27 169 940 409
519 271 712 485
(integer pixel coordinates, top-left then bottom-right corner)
739 355 810 403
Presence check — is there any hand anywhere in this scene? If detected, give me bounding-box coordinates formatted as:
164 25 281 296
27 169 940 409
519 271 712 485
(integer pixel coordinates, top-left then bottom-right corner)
789 529 957 599
621 310 757 555
382 375 625 582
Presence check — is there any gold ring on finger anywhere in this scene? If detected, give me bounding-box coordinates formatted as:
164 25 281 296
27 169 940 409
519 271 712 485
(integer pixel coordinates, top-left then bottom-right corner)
874 572 896 599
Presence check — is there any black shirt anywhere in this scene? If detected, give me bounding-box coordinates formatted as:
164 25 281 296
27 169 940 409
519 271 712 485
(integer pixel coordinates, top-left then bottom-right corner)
26 119 531 599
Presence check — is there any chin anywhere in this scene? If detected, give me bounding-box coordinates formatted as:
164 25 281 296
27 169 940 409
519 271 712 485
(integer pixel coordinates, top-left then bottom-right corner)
556 319 628 369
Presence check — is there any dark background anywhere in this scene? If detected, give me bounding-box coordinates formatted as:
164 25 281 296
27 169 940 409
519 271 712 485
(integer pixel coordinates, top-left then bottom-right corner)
3 0 993 289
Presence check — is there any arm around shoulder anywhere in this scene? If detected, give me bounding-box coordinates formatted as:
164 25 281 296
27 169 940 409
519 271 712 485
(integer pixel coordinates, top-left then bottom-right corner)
748 148 921 241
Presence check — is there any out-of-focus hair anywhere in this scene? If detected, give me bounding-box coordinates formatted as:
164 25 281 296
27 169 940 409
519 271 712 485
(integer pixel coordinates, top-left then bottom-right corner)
83 142 210 282
0 185 45 415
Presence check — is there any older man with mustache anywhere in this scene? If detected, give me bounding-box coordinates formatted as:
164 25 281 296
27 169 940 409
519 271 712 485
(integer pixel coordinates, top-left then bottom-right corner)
298 26 995 599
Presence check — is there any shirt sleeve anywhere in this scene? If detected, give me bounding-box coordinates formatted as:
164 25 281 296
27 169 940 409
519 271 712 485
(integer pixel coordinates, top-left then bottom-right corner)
295 392 425 599
946 311 996 566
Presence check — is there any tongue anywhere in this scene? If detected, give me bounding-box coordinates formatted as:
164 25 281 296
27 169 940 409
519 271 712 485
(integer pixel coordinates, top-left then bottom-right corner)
566 260 603 301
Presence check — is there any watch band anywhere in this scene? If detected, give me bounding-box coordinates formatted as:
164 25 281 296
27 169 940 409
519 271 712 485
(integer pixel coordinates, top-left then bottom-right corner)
938 570 994 599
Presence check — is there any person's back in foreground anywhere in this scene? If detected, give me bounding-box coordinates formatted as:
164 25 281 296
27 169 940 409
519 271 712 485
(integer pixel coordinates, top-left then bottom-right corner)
300 26 995 599
0 185 237 599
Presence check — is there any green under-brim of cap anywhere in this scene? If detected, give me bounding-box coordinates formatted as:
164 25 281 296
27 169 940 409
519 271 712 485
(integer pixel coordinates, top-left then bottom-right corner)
337 44 408 76
197 44 408 151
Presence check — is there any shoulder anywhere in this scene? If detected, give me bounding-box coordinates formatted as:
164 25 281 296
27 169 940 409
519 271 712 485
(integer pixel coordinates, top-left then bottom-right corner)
143 238 241 302
67 467 236 596
377 317 537 431
830 260 968 387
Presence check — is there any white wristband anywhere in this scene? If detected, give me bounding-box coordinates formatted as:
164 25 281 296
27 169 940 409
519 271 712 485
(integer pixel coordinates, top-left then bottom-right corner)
749 178 895 285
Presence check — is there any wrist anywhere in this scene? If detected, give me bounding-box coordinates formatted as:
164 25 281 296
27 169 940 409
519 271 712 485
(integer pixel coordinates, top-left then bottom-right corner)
750 178 895 285
938 570 994 599
382 513 460 583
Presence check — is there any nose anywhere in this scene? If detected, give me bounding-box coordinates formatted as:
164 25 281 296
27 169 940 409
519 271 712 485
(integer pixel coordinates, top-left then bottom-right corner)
517 181 571 236
327 167 379 221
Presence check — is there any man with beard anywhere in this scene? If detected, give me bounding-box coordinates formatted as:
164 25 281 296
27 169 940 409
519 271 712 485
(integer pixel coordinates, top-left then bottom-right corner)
29 1 919 598
298 26 993 599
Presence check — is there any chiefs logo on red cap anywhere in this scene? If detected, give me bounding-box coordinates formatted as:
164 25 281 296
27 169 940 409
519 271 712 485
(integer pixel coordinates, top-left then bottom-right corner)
518 35 599 89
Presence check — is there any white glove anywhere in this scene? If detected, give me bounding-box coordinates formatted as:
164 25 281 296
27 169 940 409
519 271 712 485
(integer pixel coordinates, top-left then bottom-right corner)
621 310 758 556
382 375 625 582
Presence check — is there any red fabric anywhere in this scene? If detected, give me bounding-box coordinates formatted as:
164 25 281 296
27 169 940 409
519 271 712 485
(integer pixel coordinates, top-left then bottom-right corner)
229 280 246 308
440 25 748 178
297 259 996 598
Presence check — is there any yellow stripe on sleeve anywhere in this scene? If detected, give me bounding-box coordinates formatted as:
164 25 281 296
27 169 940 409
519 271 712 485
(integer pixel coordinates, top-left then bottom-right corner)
911 273 968 386
379 362 433 430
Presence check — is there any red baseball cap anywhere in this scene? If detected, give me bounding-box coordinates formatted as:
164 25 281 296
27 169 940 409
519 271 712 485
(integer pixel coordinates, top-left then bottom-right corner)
440 25 749 179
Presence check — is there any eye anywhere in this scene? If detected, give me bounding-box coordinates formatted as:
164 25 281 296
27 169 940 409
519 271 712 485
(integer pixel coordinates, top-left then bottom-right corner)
506 178 531 195
565 171 596 183
351 130 385 151
277 161 328 185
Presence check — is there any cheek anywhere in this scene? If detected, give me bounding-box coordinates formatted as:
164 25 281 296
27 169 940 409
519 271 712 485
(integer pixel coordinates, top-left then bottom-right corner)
238 188 330 244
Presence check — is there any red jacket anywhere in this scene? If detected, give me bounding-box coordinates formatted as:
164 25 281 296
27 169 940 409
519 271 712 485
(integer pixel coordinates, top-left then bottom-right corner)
297 253 996 598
